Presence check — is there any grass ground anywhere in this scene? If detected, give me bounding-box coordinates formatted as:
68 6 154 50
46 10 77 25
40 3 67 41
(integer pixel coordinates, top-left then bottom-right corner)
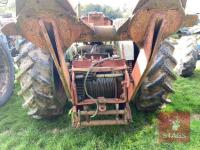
0 70 200 150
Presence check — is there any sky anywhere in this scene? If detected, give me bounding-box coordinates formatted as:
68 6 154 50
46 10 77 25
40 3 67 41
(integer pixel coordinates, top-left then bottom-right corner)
70 0 200 14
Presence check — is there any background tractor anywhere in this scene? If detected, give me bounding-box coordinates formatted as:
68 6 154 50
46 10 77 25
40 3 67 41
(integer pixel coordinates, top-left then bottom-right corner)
0 13 18 107
171 16 200 77
0 33 14 107
0 13 20 57
1 0 196 127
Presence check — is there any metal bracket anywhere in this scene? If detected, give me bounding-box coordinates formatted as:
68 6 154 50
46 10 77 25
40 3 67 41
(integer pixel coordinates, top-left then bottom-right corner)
128 15 166 101
39 20 73 102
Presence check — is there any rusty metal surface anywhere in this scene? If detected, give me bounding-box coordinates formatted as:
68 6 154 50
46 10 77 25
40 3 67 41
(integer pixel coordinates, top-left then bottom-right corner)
81 12 113 26
129 10 184 46
16 0 76 17
2 0 186 48
80 120 128 127
3 0 94 49
72 66 127 72
80 110 125 116
133 0 185 14
72 102 132 128
182 14 199 27
128 16 166 101
39 20 73 101
77 99 126 106
72 59 126 68
71 55 131 127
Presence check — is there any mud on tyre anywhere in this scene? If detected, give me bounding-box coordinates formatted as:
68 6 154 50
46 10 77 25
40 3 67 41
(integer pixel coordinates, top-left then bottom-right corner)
16 41 67 119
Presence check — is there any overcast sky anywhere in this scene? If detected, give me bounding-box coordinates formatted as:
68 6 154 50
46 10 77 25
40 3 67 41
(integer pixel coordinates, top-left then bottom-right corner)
70 0 199 13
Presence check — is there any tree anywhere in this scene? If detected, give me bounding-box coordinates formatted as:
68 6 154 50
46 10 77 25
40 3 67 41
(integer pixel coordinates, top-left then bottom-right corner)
0 0 15 14
81 4 123 19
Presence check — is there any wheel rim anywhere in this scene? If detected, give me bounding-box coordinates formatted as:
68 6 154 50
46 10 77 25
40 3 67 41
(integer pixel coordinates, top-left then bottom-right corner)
0 48 10 99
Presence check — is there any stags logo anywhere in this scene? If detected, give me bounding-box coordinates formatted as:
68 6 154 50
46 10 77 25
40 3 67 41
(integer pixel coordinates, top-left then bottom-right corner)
158 112 190 143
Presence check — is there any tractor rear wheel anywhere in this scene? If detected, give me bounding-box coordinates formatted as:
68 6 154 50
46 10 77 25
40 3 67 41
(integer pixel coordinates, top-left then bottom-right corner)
136 41 177 111
0 35 15 107
16 41 67 119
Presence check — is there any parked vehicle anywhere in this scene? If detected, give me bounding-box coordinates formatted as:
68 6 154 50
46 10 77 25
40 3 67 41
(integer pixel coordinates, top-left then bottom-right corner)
1 0 194 127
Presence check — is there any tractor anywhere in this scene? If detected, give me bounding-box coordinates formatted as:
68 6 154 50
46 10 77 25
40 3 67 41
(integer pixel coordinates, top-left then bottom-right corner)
1 0 197 127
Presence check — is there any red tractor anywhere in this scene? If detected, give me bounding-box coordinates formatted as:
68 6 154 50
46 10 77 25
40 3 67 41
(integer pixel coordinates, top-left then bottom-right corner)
1 0 197 127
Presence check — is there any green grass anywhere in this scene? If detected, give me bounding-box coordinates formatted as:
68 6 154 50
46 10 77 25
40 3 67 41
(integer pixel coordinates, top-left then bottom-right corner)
164 70 200 114
0 70 200 150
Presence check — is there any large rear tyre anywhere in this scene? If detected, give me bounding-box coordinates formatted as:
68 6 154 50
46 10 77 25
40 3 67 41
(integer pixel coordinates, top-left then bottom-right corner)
136 41 177 111
16 41 67 119
0 35 15 107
